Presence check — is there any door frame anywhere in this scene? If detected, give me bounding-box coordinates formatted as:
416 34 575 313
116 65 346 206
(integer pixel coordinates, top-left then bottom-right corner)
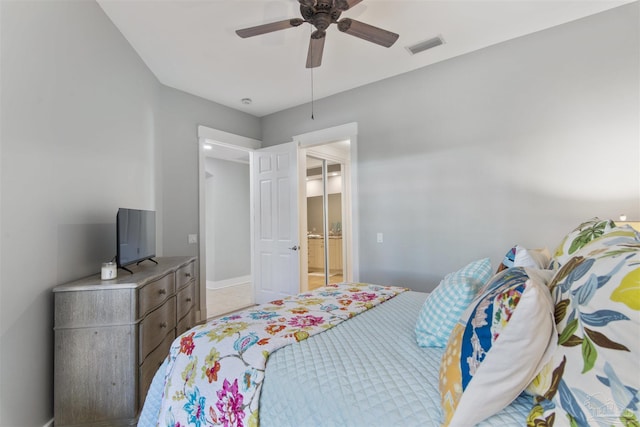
293 122 359 289
197 125 261 319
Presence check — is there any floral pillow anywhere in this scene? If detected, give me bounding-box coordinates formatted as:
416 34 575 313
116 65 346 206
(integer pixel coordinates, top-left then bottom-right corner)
552 218 615 266
415 258 492 348
497 245 552 272
439 267 556 426
527 225 640 426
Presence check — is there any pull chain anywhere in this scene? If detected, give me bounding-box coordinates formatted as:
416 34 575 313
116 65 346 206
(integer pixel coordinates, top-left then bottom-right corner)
309 25 315 120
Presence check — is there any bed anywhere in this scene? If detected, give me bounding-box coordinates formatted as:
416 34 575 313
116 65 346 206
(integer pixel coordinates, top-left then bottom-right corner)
139 218 640 427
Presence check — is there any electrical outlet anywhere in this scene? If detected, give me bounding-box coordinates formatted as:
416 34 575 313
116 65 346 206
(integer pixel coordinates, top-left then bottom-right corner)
377 232 383 243
188 234 198 244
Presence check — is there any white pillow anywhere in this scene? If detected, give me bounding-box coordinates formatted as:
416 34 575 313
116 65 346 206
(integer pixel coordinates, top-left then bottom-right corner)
439 267 556 426
515 246 551 269
498 245 551 272
415 258 492 348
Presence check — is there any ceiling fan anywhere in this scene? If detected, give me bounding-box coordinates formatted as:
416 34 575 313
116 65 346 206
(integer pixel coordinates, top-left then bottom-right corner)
236 0 399 68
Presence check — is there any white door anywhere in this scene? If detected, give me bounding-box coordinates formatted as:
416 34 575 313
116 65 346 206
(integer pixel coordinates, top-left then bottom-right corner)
252 142 300 303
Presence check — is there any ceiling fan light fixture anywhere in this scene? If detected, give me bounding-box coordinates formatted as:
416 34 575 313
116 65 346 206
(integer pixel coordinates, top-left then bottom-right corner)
406 36 444 55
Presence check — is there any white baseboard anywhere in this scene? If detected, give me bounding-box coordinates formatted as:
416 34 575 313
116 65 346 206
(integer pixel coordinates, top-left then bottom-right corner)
207 275 251 290
43 419 54 427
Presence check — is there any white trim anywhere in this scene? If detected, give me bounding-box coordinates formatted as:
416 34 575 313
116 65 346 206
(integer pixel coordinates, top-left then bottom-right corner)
298 149 310 292
293 122 358 147
206 275 252 290
197 138 206 322
198 125 261 150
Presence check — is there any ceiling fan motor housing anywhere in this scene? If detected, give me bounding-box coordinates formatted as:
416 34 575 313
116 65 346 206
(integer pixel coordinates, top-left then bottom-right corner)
301 0 343 33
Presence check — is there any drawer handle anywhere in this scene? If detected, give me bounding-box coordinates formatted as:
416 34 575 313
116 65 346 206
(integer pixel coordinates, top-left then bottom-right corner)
160 322 168 329
158 289 167 295
185 273 192 278
186 298 192 303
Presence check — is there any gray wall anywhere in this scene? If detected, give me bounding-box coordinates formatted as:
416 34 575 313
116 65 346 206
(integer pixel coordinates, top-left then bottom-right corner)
262 3 640 291
205 158 251 282
157 86 259 259
0 1 259 425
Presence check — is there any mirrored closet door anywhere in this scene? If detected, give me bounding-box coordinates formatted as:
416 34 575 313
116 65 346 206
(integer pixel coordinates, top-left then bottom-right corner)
306 156 344 289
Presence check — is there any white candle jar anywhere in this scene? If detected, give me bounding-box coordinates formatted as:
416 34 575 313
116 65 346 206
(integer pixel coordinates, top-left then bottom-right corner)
101 262 117 280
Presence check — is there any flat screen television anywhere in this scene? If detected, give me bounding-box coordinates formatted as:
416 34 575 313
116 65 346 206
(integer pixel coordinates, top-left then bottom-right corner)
116 208 157 273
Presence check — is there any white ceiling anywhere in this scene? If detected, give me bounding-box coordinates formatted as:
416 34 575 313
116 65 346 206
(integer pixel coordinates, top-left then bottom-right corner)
97 0 633 117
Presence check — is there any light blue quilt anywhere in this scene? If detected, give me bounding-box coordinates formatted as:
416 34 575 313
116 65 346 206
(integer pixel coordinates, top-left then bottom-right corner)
259 291 531 426
139 291 531 426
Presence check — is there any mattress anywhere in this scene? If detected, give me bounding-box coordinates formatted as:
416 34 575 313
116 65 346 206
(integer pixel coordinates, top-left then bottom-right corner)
139 290 531 426
259 291 531 427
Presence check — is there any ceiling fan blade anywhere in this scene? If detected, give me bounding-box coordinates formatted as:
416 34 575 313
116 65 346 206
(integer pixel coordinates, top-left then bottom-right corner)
306 33 326 68
236 18 304 38
337 18 398 47
336 0 363 10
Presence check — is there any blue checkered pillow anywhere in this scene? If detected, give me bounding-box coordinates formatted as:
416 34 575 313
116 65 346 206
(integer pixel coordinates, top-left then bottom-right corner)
415 258 492 348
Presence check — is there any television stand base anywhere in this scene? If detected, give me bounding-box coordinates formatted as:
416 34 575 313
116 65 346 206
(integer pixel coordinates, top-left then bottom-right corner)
118 258 159 274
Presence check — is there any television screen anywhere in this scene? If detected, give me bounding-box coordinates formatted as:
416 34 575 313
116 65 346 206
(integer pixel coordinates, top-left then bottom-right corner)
117 208 156 269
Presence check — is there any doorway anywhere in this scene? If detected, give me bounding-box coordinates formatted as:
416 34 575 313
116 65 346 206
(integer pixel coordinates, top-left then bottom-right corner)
297 134 354 292
203 153 254 317
197 123 358 318
197 127 261 319
305 156 345 289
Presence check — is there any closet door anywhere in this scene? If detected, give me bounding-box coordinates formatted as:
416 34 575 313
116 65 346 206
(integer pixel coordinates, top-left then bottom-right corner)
305 156 344 290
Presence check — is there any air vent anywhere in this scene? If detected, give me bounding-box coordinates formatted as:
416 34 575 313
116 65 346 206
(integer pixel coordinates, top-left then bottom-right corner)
406 36 444 55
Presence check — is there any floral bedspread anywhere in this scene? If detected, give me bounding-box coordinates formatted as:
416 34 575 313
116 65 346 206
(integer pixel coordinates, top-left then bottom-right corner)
155 282 407 427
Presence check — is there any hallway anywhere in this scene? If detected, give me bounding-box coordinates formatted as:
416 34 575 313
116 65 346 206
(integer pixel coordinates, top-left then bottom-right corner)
206 283 254 318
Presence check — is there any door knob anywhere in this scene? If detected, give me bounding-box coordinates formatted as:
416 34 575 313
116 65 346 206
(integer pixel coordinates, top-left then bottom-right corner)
289 245 299 251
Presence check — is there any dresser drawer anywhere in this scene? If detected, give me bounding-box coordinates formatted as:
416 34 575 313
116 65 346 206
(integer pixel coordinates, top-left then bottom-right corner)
139 331 174 409
138 273 175 316
176 282 195 321
176 261 195 290
139 297 176 362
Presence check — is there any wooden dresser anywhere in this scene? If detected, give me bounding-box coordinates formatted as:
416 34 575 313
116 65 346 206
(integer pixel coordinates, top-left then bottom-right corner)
53 256 197 426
